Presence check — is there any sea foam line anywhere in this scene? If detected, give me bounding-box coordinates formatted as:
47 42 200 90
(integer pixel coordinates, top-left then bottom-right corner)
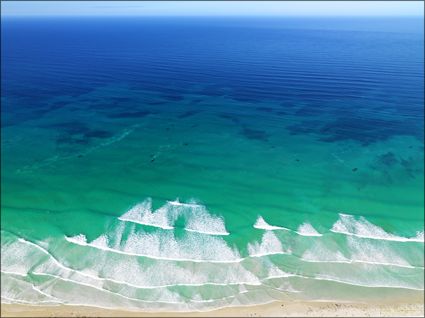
254 215 423 243
66 234 245 263
64 233 421 270
299 258 419 269
32 272 277 305
331 214 424 243
3 267 422 301
16 234 403 294
2 271 271 306
253 217 322 237
7 266 422 309
1 296 63 305
259 271 424 291
2 238 255 289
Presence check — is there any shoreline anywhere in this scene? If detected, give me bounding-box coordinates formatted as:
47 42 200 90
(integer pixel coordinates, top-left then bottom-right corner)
2 301 424 317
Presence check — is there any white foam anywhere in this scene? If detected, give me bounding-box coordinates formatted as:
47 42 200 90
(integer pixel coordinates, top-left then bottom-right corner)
2 235 423 309
1 270 28 277
300 239 417 269
296 223 322 237
310 274 424 291
65 234 88 245
1 239 49 276
4 237 257 290
32 272 181 304
183 203 229 236
259 266 424 291
168 200 198 207
118 198 174 230
1 273 60 304
346 236 415 268
119 198 229 235
415 231 424 242
267 266 295 279
66 225 239 263
331 214 424 242
253 216 289 231
302 241 348 263
2 209 423 310
248 231 290 257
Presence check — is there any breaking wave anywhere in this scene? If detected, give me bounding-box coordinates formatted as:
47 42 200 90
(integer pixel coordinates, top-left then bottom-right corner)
1 200 424 311
331 214 424 242
118 198 229 235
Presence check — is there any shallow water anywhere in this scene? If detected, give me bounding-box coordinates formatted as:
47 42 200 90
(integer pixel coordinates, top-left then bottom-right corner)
1 17 424 310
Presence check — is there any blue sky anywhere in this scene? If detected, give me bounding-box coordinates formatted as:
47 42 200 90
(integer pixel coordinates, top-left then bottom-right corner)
1 1 424 17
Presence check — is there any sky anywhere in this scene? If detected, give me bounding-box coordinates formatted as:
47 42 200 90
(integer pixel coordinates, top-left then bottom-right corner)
1 1 424 17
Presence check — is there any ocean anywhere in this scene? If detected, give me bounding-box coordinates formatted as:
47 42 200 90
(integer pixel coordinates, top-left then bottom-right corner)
1 16 424 311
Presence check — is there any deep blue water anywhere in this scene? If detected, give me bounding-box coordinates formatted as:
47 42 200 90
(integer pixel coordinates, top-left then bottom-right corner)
2 17 424 144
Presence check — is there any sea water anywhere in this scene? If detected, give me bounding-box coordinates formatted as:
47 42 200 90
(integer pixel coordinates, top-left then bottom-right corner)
1 17 424 311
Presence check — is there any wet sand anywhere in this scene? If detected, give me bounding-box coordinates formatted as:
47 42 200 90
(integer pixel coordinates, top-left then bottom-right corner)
2 301 424 317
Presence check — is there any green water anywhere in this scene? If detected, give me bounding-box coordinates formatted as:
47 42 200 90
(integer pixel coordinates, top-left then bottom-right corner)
2 86 424 309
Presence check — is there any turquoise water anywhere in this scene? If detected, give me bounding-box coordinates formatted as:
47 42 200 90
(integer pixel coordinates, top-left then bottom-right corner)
1 17 424 310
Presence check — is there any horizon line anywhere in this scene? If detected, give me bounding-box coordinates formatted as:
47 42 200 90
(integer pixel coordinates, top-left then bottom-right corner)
2 1 423 18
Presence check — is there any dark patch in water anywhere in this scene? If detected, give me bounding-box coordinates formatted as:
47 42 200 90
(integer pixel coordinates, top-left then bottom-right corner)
50 101 69 109
199 86 227 97
84 130 113 139
287 120 323 135
49 121 115 147
399 157 419 178
256 107 274 113
295 105 324 117
162 94 184 102
233 96 259 103
147 101 167 105
178 110 201 119
111 97 132 102
78 98 98 103
56 134 89 145
86 101 112 110
280 102 298 109
352 168 358 172
400 158 411 169
317 117 404 145
369 153 421 181
276 110 289 116
218 113 240 124
107 111 152 119
241 127 268 141
377 152 398 166
43 121 89 135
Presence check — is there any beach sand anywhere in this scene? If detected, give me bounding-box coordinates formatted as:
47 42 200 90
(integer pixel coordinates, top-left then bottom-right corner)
1 301 423 317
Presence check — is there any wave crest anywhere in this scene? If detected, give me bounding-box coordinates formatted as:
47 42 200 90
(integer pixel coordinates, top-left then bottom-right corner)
119 198 229 235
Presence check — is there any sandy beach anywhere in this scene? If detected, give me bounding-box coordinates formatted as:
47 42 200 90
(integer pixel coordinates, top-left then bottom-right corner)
1 301 424 317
